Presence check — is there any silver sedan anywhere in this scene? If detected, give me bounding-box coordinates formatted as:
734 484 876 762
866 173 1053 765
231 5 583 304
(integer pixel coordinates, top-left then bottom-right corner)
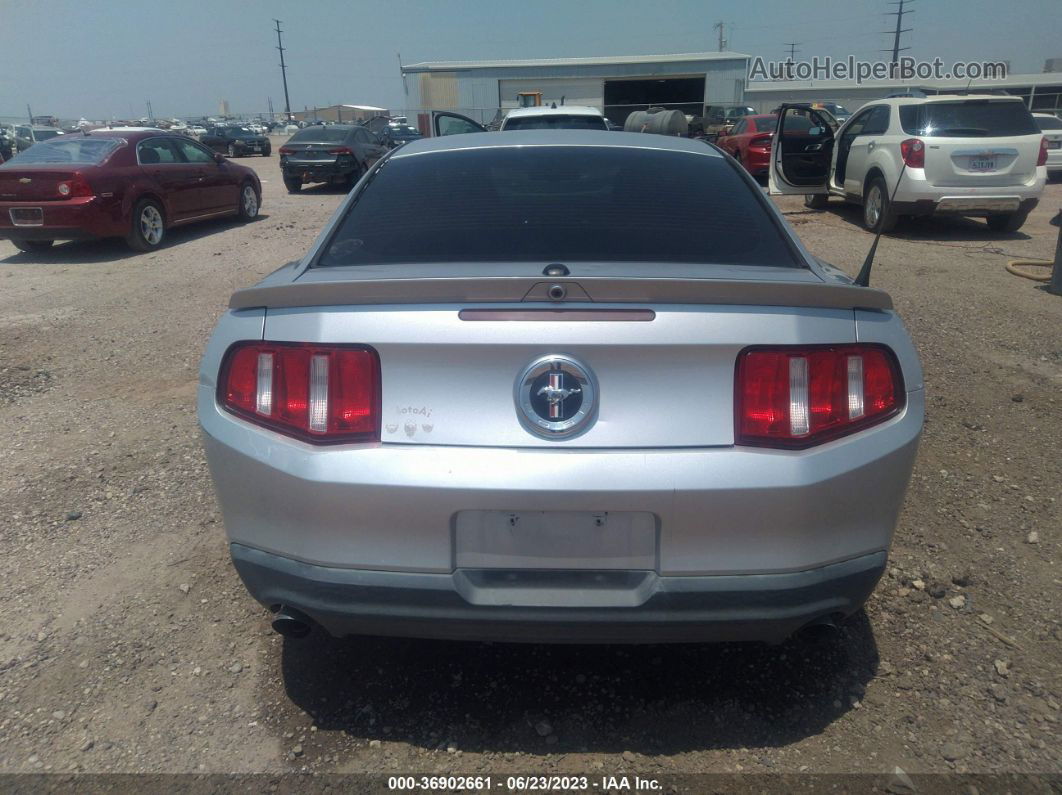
198 130 923 644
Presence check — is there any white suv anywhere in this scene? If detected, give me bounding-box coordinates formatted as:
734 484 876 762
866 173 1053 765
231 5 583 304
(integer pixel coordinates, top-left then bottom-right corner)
1033 113 1062 177
770 96 1048 233
500 105 608 131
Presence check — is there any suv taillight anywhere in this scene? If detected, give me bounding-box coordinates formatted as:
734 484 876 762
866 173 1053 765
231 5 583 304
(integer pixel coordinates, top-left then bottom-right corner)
219 342 380 443
900 138 925 168
1037 136 1049 167
57 172 94 198
735 345 904 448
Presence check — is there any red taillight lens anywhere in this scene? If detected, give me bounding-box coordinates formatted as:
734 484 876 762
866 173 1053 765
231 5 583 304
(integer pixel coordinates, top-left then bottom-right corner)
1037 136 1049 167
57 172 94 198
736 345 904 448
278 146 293 155
900 138 925 168
328 146 354 156
219 342 380 443
750 135 772 149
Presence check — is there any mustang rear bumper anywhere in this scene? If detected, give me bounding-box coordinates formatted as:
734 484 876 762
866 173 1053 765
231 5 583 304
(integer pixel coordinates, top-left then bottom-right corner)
232 542 886 644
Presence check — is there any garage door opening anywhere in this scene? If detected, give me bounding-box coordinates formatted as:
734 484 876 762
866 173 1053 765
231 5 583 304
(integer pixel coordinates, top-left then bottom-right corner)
603 77 706 126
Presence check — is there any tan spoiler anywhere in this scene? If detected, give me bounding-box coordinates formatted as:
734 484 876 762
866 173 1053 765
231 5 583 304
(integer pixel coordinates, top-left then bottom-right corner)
228 277 893 312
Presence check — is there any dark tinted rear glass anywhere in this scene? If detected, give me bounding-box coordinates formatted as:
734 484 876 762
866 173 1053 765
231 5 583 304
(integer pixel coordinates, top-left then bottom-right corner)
34 130 63 141
288 127 352 143
504 115 608 131
317 146 798 268
6 137 121 164
1036 116 1062 131
899 100 1038 137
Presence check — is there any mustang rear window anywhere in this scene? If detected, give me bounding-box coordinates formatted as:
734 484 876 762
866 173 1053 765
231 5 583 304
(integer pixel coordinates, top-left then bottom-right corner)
899 101 1038 137
6 137 121 164
316 147 799 267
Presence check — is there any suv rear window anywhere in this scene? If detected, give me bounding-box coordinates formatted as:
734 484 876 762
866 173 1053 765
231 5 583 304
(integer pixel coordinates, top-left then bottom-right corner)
1036 116 1062 131
316 146 798 268
504 115 608 131
899 100 1038 137
6 137 121 164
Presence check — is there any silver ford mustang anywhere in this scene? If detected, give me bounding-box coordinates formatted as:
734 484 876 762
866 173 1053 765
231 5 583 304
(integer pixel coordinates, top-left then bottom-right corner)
198 130 924 644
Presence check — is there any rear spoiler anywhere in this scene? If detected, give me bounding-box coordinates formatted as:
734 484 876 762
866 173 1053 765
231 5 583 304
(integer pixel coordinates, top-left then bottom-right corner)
228 277 893 311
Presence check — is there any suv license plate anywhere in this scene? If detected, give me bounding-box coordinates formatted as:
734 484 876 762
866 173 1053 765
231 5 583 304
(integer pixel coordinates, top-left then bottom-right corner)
9 207 43 226
1048 141 1061 150
969 158 996 171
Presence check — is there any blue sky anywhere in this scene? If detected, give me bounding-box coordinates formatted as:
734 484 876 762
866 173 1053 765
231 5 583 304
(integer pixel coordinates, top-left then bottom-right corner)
2 0 1058 119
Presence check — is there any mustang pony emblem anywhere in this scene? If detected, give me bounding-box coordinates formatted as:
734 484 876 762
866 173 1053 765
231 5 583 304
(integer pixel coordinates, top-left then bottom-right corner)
516 355 597 437
537 378 581 418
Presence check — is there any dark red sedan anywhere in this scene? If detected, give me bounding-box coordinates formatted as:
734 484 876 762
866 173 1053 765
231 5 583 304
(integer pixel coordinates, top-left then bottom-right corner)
0 129 262 253
715 114 777 176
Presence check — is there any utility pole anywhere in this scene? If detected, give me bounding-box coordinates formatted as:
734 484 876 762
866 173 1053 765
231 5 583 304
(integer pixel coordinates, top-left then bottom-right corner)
26 104 33 124
268 96 274 121
273 19 292 122
783 43 801 80
146 99 153 122
713 21 726 52
883 0 915 70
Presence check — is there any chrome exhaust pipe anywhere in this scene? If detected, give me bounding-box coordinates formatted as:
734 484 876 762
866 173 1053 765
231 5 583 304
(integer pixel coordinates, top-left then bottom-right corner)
271 607 313 639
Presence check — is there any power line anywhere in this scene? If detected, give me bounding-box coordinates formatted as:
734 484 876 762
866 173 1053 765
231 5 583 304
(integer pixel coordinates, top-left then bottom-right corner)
882 0 915 66
273 19 292 122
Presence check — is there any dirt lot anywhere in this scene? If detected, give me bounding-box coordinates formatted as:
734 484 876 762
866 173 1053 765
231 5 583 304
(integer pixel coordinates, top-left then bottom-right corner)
0 156 1059 783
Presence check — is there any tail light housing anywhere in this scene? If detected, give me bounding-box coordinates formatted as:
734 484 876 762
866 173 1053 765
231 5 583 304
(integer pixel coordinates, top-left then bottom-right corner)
219 342 380 444
900 138 925 168
278 146 293 155
750 135 772 149
1037 136 1049 167
56 173 94 198
328 146 355 156
736 345 904 448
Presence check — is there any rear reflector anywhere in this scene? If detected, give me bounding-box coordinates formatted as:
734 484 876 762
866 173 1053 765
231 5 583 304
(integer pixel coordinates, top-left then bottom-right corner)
220 342 380 443
735 345 904 448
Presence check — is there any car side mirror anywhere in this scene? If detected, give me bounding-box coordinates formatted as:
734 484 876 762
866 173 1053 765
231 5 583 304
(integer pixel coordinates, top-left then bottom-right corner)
214 152 226 164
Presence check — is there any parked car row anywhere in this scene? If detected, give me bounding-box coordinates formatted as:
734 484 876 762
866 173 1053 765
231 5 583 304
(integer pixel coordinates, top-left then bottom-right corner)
0 130 262 252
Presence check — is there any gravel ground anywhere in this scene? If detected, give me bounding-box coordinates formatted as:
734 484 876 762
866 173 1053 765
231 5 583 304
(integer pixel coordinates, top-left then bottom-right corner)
0 156 1059 781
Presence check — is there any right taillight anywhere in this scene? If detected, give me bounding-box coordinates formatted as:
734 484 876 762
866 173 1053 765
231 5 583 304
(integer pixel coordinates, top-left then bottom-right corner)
900 138 925 168
735 345 904 448
749 135 772 149
1037 136 1048 167
219 342 380 443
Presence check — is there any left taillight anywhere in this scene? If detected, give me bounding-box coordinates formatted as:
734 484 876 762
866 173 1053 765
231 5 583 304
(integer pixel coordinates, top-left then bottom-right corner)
219 342 380 444
735 344 904 448
57 172 94 198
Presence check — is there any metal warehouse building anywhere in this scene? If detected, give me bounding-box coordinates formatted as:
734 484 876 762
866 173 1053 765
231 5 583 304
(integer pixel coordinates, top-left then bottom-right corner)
399 52 751 127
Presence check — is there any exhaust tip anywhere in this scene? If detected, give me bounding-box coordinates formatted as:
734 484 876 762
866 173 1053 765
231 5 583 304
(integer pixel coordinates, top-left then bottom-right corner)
271 607 313 639
797 614 843 642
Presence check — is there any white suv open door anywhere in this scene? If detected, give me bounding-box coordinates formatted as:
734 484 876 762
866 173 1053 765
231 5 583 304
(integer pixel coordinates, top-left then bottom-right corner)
768 104 836 196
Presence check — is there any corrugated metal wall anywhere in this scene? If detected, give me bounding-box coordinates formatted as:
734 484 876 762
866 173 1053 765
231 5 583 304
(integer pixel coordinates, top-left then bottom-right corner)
404 57 751 121
498 78 605 110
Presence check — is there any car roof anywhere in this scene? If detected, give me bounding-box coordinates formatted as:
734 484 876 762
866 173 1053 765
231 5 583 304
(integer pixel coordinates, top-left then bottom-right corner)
393 129 724 158
504 105 603 119
867 94 1028 107
1033 112 1060 118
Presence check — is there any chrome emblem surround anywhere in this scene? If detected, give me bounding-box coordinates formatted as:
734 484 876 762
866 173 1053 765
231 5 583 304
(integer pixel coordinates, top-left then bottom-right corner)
18 178 32 184
515 355 597 438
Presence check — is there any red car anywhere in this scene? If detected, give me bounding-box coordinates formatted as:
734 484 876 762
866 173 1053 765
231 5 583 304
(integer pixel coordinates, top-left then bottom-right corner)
0 129 262 253
715 114 778 176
